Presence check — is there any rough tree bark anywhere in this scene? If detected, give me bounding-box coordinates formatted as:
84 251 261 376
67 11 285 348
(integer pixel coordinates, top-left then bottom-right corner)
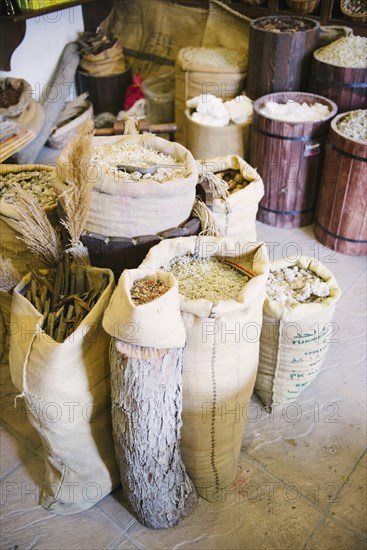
110 340 197 529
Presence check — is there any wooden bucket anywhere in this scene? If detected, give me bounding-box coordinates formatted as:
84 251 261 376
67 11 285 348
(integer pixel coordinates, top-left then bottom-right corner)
246 16 320 100
314 111 367 256
76 67 132 115
309 57 367 113
250 91 338 228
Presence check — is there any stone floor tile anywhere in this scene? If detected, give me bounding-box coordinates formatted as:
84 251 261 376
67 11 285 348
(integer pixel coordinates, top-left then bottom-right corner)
329 452 367 536
0 454 123 550
122 457 321 550
97 486 136 531
304 518 366 550
0 424 29 480
112 534 145 550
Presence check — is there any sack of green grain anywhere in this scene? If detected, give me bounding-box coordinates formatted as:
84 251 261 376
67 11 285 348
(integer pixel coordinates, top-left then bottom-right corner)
198 154 264 241
0 164 58 364
140 236 269 501
175 47 247 145
9 265 119 515
103 268 197 528
255 257 342 411
56 132 198 238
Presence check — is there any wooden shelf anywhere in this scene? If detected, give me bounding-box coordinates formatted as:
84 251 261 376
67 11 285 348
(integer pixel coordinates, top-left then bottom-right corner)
0 0 113 70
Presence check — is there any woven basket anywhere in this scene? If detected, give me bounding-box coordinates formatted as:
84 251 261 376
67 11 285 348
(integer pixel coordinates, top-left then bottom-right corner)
285 0 320 14
48 101 93 149
340 0 367 23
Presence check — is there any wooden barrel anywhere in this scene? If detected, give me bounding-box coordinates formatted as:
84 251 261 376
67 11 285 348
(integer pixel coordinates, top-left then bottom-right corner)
76 67 132 115
314 111 367 256
246 16 320 100
309 57 367 113
251 91 338 228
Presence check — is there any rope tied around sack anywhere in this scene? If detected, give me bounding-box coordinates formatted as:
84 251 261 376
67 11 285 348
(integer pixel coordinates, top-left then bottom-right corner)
192 197 224 237
197 162 229 201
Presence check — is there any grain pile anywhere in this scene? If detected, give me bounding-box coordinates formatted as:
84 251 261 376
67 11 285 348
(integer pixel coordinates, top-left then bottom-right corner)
163 254 249 301
215 169 249 194
337 110 367 143
267 265 330 306
130 279 169 305
0 170 57 209
314 36 367 68
92 143 185 183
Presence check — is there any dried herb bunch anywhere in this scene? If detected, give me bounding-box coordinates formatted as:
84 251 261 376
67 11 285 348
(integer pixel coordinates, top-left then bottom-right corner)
26 255 108 342
11 182 63 267
0 256 21 292
60 119 94 264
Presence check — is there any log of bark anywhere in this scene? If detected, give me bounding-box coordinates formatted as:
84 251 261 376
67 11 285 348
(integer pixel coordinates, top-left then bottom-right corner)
110 340 197 529
15 42 80 164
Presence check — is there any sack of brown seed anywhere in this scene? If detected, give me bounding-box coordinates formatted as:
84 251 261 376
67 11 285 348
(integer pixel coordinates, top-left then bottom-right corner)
255 257 342 410
0 164 58 364
198 155 264 241
140 236 269 502
9 264 119 515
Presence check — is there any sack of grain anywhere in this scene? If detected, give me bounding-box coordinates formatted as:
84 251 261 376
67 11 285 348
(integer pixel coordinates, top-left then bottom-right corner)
175 47 247 145
0 164 58 364
79 40 127 77
255 257 342 410
198 155 264 241
56 133 198 238
9 265 119 515
103 269 197 528
140 236 269 501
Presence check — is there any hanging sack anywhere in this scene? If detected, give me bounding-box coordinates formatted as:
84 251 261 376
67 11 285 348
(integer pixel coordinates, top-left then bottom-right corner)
79 40 127 77
9 266 119 515
175 47 247 145
198 155 264 241
103 268 197 528
56 132 198 238
140 236 269 501
0 164 58 364
255 257 342 410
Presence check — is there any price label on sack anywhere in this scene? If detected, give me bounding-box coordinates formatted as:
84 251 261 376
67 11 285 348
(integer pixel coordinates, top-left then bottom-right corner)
304 142 321 157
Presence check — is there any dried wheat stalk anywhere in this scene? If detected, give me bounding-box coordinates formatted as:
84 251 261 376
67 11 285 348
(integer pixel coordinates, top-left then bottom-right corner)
0 256 21 292
11 183 63 267
61 119 94 265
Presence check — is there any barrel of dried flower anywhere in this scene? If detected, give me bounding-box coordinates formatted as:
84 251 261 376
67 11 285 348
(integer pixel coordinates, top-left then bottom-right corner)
140 236 269 501
198 155 264 241
103 268 197 528
255 257 341 410
175 47 248 145
315 111 367 256
56 133 198 239
0 164 58 364
251 92 338 228
246 16 320 100
309 37 367 113
9 265 119 514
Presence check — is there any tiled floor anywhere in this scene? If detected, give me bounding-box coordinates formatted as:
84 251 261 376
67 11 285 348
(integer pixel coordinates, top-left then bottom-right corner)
1 223 366 550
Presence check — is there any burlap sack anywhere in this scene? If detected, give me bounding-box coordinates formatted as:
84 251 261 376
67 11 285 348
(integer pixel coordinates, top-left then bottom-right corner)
100 0 207 78
199 155 264 241
0 164 58 364
57 133 198 238
9 267 119 515
140 236 269 501
0 77 32 118
175 48 247 145
202 0 252 51
185 111 252 160
255 257 342 410
79 42 127 77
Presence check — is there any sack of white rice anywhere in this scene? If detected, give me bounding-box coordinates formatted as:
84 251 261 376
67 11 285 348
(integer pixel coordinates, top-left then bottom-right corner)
56 132 198 238
198 154 264 241
140 236 269 501
255 257 342 410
